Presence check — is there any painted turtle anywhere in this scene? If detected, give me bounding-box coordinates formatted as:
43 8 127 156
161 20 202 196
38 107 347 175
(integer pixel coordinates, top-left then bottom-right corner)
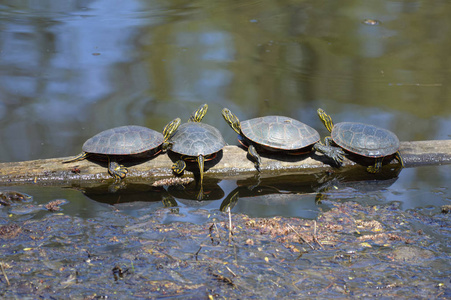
64 118 181 180
221 108 344 171
316 108 404 173
169 104 226 189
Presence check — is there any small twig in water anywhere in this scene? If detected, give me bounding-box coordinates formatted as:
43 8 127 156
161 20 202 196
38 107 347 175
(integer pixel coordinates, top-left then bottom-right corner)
313 220 324 249
0 262 10 286
214 223 222 242
194 246 202 261
228 207 233 243
226 265 237 277
320 282 334 294
209 223 221 244
130 260 135 273
288 224 314 250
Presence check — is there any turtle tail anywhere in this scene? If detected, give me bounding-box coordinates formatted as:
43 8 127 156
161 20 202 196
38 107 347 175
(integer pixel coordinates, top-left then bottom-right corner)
63 152 88 163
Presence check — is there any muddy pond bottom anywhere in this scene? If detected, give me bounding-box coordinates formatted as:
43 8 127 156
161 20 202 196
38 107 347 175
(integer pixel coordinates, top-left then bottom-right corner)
1 196 450 298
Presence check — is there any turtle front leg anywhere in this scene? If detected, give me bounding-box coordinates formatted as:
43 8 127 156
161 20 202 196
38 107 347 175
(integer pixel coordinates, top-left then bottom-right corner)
196 155 205 200
367 158 383 173
197 154 205 186
247 145 262 172
108 158 128 180
172 160 186 175
324 136 333 146
312 140 345 167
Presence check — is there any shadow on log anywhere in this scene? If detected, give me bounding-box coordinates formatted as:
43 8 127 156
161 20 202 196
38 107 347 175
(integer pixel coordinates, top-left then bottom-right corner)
0 140 450 186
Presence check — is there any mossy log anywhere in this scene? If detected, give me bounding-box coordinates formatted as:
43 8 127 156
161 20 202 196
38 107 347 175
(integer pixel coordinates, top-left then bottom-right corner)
0 140 450 186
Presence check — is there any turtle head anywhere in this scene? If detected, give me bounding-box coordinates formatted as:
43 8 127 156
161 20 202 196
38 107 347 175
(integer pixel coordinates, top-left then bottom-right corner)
189 103 208 122
222 108 241 135
162 118 181 141
317 108 334 132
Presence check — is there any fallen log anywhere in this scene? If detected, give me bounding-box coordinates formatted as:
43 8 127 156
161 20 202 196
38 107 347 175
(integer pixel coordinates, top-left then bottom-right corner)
0 140 450 186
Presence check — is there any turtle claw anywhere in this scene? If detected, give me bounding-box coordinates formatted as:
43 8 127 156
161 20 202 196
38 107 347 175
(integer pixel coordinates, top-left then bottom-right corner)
254 163 261 172
247 145 262 172
108 161 128 180
329 147 346 167
172 160 186 175
313 142 345 167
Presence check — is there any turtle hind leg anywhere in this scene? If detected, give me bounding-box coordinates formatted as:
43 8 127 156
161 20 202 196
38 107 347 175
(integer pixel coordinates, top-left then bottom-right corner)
367 158 383 173
63 152 88 163
247 145 262 172
395 151 404 168
108 158 128 180
368 151 403 173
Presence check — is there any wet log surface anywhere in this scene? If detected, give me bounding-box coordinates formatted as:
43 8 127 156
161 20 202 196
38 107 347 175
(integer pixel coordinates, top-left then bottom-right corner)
0 140 450 186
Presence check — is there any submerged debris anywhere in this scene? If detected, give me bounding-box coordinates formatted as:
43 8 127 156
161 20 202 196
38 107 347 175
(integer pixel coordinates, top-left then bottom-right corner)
112 265 129 281
152 177 194 187
212 272 235 287
44 199 69 211
0 223 22 239
0 201 448 299
362 19 380 26
442 205 451 214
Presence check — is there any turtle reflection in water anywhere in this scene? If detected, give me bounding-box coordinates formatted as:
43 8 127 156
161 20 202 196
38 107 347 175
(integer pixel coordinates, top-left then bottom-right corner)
315 108 404 173
222 108 344 171
168 104 226 199
0 190 32 206
64 119 181 180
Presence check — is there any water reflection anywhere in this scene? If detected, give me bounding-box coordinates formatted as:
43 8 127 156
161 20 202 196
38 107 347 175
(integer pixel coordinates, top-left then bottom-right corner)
80 183 168 205
313 167 401 204
220 166 401 218
167 178 224 203
73 166 401 222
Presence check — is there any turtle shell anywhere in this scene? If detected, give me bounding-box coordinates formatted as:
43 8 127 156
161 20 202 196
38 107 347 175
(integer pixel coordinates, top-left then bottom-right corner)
240 116 320 150
82 125 164 155
331 122 400 158
169 122 226 157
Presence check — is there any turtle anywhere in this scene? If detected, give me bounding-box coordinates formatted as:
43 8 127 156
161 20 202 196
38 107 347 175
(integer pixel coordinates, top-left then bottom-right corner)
221 108 344 171
63 118 181 180
316 108 404 173
169 104 226 190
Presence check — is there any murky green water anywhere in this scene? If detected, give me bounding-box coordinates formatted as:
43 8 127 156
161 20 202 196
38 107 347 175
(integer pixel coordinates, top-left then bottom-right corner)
1 0 450 298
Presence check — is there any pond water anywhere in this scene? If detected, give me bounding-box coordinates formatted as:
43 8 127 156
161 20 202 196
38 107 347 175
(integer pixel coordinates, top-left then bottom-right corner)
0 0 450 298
0 0 450 217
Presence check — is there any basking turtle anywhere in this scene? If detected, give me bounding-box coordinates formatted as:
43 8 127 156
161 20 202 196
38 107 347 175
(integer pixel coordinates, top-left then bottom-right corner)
316 108 404 173
64 118 181 180
222 108 344 171
169 104 226 189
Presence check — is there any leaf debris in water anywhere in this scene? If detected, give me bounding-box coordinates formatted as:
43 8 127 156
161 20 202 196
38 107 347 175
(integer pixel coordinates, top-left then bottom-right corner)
44 199 68 211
